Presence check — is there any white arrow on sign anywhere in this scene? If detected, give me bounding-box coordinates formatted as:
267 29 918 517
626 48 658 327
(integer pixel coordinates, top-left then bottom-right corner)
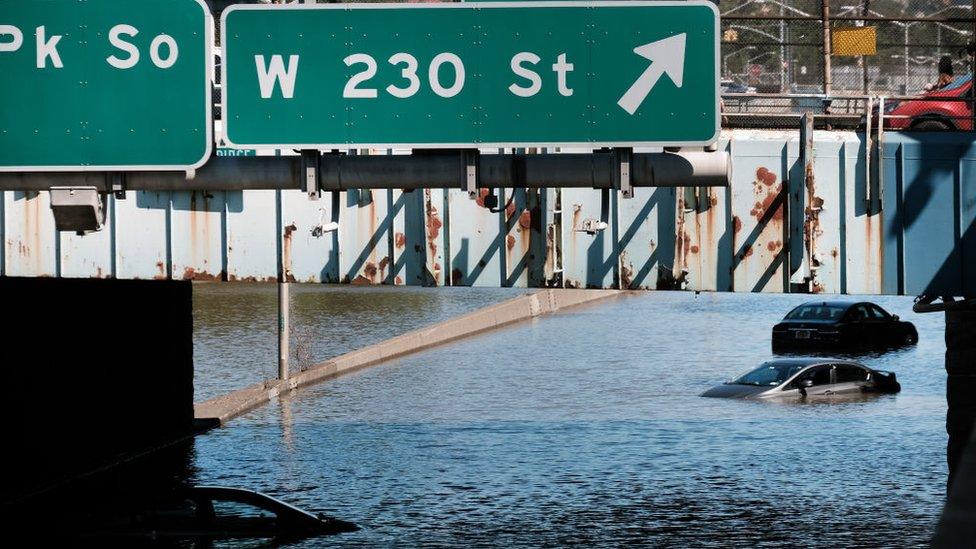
617 33 686 115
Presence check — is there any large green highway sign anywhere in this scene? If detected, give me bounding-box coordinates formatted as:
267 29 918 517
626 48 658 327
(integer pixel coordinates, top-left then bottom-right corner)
0 0 212 171
222 1 719 150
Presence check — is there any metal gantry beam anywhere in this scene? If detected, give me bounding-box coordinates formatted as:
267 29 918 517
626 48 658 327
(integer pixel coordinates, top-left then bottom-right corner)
0 150 730 193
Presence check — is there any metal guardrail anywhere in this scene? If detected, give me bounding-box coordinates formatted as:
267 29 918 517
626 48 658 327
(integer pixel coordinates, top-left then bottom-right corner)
722 92 975 131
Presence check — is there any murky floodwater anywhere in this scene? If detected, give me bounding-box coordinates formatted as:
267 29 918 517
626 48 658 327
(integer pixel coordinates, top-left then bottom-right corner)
191 290 947 547
192 284 529 401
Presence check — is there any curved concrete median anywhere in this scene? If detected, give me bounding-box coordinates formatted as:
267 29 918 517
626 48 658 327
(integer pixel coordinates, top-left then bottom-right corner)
195 288 620 425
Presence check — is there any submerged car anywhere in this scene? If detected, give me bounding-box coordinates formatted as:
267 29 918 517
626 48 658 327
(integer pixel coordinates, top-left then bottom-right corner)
82 486 359 542
771 301 917 352
701 358 900 399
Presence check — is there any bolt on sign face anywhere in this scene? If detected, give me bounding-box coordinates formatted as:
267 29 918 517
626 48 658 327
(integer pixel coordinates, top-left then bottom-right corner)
0 0 212 172
221 1 719 150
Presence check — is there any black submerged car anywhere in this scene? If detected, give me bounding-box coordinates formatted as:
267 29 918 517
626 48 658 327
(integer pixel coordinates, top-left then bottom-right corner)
772 301 918 352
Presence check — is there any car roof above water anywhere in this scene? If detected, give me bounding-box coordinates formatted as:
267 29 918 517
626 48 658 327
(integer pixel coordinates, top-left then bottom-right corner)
795 301 858 310
761 357 862 368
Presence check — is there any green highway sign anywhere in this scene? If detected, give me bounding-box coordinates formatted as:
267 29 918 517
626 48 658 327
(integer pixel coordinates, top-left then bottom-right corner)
222 1 719 150
0 0 212 172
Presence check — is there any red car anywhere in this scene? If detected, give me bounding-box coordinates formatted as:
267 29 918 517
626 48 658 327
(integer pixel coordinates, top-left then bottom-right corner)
882 75 973 131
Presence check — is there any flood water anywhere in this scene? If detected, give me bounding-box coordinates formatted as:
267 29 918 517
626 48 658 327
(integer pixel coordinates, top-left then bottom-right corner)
192 284 528 401
190 290 947 547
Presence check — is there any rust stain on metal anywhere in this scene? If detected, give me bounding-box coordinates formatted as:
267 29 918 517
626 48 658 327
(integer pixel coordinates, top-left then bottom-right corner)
750 184 784 221
505 200 517 219
506 234 516 251
350 275 373 286
282 222 298 283
800 155 825 290
733 216 743 234
424 191 442 282
228 274 277 283
181 267 222 281
395 275 403 285
474 188 491 208
756 167 777 186
767 241 783 252
518 210 531 230
619 250 634 289
544 223 557 283
154 261 167 280
394 231 406 249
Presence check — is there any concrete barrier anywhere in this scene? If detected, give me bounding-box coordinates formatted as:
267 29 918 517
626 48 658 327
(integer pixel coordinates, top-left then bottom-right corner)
195 288 620 425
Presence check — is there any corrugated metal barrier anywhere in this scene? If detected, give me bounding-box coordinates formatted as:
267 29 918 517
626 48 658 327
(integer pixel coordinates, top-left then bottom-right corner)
1 130 973 296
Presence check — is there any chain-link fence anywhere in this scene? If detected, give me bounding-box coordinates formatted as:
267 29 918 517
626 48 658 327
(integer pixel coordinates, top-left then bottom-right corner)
721 0 975 128
721 0 975 95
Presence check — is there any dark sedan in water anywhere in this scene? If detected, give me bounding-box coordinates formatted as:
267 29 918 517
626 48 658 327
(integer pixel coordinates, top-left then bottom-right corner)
771 301 917 352
701 358 901 400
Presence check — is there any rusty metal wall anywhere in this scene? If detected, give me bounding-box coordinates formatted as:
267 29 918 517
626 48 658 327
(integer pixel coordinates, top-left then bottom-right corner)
1 130 972 296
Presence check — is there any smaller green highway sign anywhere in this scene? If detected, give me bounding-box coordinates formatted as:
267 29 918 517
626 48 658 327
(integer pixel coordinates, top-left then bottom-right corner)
0 0 212 172
222 1 719 150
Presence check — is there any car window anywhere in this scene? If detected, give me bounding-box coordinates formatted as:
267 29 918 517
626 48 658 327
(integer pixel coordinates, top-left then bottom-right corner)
210 500 274 519
791 365 832 388
942 74 973 92
847 305 872 321
785 304 846 321
807 366 832 386
835 364 869 383
731 362 807 386
868 304 890 320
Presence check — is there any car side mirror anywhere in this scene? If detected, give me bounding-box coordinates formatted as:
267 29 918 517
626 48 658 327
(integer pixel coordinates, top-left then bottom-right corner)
892 314 899 321
799 379 814 388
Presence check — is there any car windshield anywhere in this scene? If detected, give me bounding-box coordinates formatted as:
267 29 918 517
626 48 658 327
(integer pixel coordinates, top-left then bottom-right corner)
784 304 846 321
730 363 807 386
941 74 973 92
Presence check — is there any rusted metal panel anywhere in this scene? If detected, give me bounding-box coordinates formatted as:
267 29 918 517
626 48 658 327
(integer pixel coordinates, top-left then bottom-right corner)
729 133 789 293
279 189 339 283
841 133 883 295
5 129 972 296
419 188 447 286
114 191 169 280
679 185 731 292
339 188 392 286
3 190 57 277
225 190 277 282
561 188 617 289
788 131 844 295
448 188 503 287
59 199 112 279
616 186 675 290
881 133 975 296
170 191 226 281
501 187 537 288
